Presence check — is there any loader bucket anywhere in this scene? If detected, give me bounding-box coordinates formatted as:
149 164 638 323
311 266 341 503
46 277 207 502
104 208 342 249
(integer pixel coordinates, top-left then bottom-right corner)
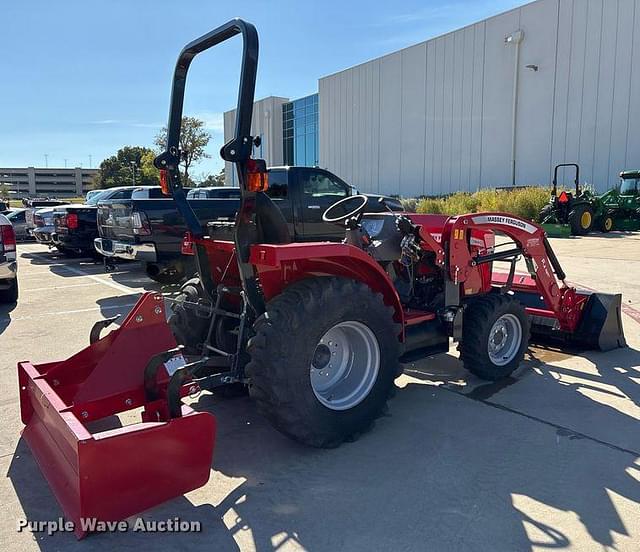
541 223 572 238
17 293 216 538
523 290 626 351
572 292 627 351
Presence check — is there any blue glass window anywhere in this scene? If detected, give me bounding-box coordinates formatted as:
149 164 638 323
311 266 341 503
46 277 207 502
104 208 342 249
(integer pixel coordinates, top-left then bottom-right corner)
282 93 319 166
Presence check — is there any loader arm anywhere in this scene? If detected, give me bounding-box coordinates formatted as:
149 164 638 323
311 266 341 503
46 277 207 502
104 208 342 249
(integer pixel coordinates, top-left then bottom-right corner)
443 213 590 333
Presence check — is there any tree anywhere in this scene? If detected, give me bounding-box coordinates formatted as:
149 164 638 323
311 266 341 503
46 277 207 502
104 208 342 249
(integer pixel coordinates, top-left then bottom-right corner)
197 168 225 187
93 146 159 189
154 116 211 184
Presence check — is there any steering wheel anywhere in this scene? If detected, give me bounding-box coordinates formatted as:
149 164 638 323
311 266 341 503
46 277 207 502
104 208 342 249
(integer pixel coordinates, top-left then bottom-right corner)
322 194 369 225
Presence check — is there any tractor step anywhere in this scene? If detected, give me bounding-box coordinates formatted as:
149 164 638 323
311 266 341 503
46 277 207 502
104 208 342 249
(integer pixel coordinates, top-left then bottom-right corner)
17 293 215 538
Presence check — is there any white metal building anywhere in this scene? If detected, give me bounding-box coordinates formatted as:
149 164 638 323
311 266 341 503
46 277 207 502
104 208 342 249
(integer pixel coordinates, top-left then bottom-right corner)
224 96 289 187
226 0 640 196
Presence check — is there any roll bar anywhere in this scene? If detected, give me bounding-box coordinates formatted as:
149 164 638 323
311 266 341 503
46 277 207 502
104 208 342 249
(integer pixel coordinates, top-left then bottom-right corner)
552 163 580 197
154 19 267 314
154 19 259 238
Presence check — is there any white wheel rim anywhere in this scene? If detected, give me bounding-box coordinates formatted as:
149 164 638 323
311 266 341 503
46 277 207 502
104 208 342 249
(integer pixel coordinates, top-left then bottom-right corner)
310 321 380 411
487 313 522 366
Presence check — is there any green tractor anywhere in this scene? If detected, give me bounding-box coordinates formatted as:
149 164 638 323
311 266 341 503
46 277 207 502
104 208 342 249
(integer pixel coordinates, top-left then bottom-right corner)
539 164 601 237
597 170 640 232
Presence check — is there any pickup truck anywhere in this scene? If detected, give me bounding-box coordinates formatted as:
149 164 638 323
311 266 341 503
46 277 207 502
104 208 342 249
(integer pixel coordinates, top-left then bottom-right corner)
187 187 241 199
95 166 401 284
0 213 18 303
52 186 158 256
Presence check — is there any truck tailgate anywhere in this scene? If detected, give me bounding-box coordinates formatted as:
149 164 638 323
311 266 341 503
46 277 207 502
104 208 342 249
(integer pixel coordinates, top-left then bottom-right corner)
97 201 136 240
97 198 239 242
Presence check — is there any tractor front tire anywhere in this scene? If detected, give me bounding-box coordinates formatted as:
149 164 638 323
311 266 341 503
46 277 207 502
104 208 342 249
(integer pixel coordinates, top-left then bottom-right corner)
568 204 594 235
246 277 400 448
599 215 614 233
460 294 530 381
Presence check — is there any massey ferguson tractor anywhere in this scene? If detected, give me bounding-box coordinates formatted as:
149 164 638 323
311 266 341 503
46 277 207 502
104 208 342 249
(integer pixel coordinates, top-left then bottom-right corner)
17 20 626 538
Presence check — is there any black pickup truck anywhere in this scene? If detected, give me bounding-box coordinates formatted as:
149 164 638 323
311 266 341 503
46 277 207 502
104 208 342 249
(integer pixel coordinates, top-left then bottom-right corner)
95 166 401 283
51 187 138 256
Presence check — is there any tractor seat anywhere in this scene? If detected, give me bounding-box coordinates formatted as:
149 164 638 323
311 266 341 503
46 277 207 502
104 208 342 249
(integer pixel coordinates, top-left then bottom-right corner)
205 193 292 245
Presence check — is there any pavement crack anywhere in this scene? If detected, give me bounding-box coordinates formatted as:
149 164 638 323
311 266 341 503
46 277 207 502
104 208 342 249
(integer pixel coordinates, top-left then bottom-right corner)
441 385 640 457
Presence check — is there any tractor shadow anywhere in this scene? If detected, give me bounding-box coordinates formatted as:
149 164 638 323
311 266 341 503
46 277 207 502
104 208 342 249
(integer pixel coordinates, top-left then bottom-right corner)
7 344 640 551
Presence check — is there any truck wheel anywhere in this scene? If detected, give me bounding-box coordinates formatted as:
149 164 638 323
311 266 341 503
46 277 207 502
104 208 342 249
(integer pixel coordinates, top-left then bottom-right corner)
168 277 210 353
146 264 184 285
460 294 529 381
568 204 594 235
599 215 613 233
0 279 18 303
246 277 401 448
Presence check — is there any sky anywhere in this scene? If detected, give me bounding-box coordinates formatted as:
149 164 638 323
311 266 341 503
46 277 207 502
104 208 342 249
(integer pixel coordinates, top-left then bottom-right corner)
0 0 524 177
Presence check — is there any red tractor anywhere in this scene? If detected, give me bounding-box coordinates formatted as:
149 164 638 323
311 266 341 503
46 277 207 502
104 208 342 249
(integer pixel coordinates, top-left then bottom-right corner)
17 20 626 537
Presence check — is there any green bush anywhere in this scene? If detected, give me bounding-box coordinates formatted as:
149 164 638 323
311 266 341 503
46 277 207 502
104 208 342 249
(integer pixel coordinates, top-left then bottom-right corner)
415 187 549 221
399 197 418 212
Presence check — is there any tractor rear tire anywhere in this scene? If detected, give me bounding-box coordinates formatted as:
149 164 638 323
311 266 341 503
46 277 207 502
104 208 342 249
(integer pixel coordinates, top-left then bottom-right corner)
246 277 401 448
459 294 530 381
538 203 555 223
168 277 210 354
568 204 594 235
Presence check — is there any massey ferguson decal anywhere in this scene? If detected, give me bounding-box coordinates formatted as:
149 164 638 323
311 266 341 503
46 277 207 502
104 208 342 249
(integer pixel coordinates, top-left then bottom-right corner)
471 215 538 234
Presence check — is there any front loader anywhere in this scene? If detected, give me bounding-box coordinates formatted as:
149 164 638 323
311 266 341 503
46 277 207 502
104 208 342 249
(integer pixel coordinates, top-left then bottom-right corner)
17 19 627 537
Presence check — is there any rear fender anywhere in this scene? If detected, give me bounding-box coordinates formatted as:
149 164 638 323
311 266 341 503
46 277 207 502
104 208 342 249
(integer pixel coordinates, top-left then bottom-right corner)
250 242 405 335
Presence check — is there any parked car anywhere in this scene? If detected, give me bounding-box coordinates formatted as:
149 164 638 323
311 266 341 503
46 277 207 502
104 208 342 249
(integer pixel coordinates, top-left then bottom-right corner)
0 213 18 303
85 190 103 202
187 187 241 199
5 209 30 241
31 207 58 246
95 167 402 284
24 198 70 234
52 186 159 257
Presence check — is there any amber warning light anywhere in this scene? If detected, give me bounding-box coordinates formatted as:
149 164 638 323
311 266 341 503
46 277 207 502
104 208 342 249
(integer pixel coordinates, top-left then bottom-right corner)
246 158 269 192
160 169 170 196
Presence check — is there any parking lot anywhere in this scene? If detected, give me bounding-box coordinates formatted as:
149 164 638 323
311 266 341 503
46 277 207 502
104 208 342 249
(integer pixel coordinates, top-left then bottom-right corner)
0 236 639 551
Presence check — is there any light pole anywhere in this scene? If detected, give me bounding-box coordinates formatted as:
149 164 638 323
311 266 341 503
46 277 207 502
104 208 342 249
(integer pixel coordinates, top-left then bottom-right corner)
44 154 49 168
130 161 137 186
505 30 524 187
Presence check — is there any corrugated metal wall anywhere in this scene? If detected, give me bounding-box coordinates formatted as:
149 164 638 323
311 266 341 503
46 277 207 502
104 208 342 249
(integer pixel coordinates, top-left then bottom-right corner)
319 0 640 196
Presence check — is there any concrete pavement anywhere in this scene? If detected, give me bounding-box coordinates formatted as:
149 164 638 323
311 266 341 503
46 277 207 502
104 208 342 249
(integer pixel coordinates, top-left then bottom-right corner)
0 236 638 551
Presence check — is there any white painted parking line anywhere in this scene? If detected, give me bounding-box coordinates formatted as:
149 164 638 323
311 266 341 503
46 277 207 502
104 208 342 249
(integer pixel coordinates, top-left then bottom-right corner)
3 302 139 322
22 282 102 292
25 252 133 294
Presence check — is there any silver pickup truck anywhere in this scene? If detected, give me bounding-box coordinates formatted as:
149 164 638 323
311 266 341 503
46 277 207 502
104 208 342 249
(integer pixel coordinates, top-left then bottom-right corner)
0 213 18 302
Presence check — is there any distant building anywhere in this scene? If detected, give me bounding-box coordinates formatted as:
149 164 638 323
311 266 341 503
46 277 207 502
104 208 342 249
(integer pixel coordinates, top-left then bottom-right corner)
0 167 98 197
224 0 640 196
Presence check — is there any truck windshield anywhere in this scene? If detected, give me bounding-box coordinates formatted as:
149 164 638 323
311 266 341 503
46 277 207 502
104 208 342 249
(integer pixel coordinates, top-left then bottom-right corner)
620 178 638 195
86 190 108 205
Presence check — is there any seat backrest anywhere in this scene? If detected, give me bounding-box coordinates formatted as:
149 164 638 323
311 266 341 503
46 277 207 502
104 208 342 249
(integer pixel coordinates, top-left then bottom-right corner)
255 192 292 244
